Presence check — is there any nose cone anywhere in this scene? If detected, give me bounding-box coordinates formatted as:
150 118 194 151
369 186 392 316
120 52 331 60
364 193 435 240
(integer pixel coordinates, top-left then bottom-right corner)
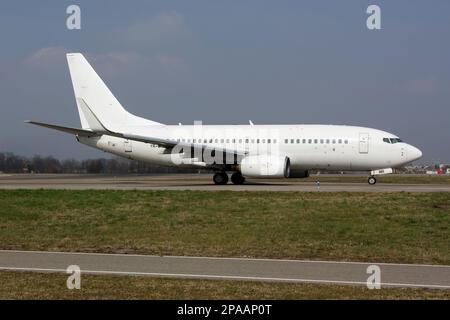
408 145 423 162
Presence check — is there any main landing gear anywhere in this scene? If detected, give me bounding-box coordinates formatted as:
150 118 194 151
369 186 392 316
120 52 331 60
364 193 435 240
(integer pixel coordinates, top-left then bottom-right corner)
368 176 377 185
231 172 246 185
213 172 246 185
213 172 228 185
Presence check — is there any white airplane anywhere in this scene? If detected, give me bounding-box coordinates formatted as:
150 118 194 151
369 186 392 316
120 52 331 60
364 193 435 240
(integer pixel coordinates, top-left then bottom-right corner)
27 53 422 185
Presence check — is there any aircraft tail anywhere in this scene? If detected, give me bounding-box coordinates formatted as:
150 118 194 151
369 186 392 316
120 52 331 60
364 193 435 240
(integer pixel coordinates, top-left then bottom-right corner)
66 53 163 131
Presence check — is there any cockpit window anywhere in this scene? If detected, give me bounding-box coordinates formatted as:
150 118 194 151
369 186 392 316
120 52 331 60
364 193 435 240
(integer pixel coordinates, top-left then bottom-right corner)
390 138 403 144
383 137 403 144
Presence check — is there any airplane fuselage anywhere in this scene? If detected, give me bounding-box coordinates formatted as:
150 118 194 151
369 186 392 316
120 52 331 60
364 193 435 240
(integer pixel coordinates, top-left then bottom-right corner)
79 124 422 172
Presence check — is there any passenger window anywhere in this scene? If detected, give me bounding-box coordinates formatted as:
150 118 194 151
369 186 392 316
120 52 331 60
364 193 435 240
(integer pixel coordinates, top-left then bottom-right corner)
273 139 277 144
296 139 300 143
314 139 318 144
262 139 266 143
344 140 348 144
239 139 242 143
245 139 249 143
290 139 294 144
226 139 230 143
326 139 330 144
308 139 312 144
285 139 288 144
320 139 324 144
338 139 342 144
267 139 271 144
332 139 336 144
302 139 306 144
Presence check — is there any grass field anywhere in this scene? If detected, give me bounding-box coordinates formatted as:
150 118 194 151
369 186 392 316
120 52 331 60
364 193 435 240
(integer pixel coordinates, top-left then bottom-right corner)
0 190 449 264
0 271 448 300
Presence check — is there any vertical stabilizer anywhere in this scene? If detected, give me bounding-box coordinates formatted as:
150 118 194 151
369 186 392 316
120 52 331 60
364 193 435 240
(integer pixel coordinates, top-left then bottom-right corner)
66 53 162 131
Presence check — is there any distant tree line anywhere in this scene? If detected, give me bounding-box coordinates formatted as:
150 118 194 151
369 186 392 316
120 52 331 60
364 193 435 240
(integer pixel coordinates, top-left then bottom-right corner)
0 152 200 174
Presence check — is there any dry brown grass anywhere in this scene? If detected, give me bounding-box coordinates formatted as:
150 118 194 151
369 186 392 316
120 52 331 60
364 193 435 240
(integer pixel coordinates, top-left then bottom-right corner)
0 271 448 300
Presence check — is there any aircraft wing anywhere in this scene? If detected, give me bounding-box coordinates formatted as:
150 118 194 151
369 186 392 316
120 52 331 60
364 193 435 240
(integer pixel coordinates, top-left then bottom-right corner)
26 121 245 161
121 133 246 159
71 98 247 159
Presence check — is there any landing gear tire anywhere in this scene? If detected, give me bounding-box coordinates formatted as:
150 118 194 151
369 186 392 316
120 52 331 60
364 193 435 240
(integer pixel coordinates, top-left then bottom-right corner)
213 172 229 185
231 172 246 185
368 176 377 185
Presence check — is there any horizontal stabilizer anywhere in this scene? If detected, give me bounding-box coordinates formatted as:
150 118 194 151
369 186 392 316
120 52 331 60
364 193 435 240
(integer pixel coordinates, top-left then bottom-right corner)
25 121 99 137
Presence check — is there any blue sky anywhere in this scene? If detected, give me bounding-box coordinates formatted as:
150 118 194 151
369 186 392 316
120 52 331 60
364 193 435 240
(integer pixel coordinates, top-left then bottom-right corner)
0 1 449 163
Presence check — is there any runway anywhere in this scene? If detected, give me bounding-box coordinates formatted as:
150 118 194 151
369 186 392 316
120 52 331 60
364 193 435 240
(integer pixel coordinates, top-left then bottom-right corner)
0 250 449 289
1 174 449 192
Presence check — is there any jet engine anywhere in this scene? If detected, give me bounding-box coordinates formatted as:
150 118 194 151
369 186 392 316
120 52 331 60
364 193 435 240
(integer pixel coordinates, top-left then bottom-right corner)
240 155 290 178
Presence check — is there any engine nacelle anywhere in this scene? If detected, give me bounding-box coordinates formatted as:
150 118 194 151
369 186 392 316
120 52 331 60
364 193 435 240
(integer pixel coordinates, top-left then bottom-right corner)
288 169 310 178
240 155 290 178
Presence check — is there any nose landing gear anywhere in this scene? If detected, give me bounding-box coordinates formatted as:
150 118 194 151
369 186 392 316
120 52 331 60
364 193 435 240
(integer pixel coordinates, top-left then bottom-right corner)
368 176 377 185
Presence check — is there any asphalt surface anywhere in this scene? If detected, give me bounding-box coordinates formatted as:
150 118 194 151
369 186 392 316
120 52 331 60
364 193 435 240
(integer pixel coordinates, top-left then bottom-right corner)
0 250 449 289
0 174 449 192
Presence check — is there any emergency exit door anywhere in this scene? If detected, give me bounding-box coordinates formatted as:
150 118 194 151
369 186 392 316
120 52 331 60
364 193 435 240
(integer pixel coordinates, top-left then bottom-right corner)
123 140 132 153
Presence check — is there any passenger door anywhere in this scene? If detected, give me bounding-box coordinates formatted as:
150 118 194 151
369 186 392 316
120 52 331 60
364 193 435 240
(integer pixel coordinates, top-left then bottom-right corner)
359 133 369 154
